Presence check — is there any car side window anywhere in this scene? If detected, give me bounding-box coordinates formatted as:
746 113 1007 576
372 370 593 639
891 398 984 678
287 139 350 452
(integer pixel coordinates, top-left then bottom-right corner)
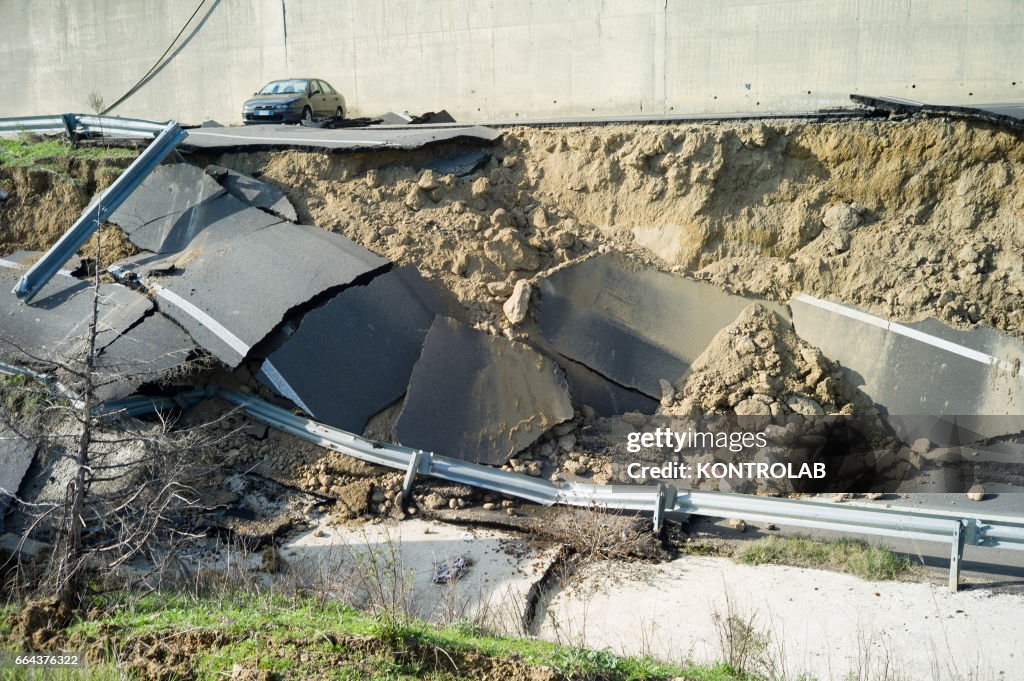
321 82 335 95
312 80 323 95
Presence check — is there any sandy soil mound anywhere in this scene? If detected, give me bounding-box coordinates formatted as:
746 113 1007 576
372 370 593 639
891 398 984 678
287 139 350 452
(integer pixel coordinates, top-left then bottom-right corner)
207 117 1024 339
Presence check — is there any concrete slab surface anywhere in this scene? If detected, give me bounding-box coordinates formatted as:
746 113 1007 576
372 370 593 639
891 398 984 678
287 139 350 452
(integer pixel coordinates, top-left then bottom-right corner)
180 124 501 153
119 224 388 367
109 165 283 255
791 293 1024 444
537 255 787 398
205 165 297 222
259 265 446 432
538 555 1024 681
395 316 573 465
0 430 35 531
93 311 197 401
0 263 153 368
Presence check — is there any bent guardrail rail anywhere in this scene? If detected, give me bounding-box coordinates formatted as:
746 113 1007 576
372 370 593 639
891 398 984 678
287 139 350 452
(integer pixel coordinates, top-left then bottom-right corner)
213 388 1024 592
0 113 169 139
4 365 1023 592
11 120 187 302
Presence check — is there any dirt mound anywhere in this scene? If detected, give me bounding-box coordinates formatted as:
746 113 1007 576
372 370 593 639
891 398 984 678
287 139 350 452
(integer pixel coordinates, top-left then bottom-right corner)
0 157 136 263
670 303 872 417
206 117 1023 340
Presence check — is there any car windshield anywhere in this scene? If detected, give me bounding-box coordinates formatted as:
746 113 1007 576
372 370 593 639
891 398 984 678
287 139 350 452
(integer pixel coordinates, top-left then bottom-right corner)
258 79 308 95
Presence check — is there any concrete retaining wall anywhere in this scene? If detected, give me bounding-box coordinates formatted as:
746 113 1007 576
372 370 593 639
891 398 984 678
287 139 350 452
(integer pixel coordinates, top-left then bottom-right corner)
1 0 1022 124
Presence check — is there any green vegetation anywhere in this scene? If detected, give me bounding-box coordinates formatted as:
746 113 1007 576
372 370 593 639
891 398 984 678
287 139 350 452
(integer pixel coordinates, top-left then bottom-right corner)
2 590 763 680
737 535 915 581
0 137 135 168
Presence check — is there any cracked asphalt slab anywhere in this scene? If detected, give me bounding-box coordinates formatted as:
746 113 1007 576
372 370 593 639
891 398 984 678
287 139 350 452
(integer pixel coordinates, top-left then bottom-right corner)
179 124 502 153
395 316 574 465
259 264 447 433
537 254 788 399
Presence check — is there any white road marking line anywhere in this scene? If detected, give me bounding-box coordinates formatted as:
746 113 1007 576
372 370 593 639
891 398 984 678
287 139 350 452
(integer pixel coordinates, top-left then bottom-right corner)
153 285 250 359
793 293 1023 376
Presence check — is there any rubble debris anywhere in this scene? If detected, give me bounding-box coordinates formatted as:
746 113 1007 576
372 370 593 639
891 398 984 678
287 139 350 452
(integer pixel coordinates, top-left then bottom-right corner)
259 265 446 433
114 223 388 367
432 556 469 584
205 165 298 222
381 110 456 125
0 431 35 531
502 280 531 325
537 254 787 399
395 317 573 465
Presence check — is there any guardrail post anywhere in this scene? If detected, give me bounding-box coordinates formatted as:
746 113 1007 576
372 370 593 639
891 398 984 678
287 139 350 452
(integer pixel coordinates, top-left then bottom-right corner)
402 450 425 502
652 483 667 533
949 519 967 593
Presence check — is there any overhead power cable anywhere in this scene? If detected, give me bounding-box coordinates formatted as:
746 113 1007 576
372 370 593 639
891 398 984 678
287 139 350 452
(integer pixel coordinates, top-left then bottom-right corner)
100 0 209 115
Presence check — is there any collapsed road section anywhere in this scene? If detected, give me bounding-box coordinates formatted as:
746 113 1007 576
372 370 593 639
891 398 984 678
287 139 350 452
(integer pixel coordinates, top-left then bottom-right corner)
2 108 1024 596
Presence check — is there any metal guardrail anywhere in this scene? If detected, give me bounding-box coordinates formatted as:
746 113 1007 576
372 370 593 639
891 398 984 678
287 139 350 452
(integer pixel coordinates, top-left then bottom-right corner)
7 364 1024 592
11 120 187 302
0 113 168 139
207 389 1023 592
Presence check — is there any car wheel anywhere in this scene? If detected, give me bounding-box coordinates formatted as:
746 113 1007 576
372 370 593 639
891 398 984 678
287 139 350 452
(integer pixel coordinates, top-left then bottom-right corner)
335 106 343 119
302 106 313 124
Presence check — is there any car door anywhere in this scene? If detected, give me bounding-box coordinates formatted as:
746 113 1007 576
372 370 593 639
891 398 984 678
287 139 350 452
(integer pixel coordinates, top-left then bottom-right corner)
312 80 330 117
320 81 340 116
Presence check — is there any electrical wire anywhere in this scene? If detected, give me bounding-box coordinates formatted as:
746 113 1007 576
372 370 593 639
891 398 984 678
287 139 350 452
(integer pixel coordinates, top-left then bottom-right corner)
100 0 210 115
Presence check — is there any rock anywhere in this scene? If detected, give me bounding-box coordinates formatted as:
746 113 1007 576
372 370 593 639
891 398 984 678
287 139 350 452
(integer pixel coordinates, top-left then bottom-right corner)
448 498 460 509
911 438 932 455
822 203 862 231
734 398 771 416
622 412 648 427
659 379 676 407
483 229 540 271
417 169 439 190
490 208 514 229
487 280 512 296
726 518 747 532
957 244 979 264
502 280 532 325
557 433 576 451
423 493 447 510
260 546 286 574
471 177 490 197
967 484 986 501
482 502 496 510
786 395 825 416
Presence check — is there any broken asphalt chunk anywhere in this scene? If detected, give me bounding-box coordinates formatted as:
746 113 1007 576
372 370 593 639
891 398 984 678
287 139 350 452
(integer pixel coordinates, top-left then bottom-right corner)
105 163 232 253
205 165 298 222
115 224 389 367
259 265 447 433
791 293 1024 443
537 254 787 399
394 317 573 465
0 431 34 531
0 261 153 367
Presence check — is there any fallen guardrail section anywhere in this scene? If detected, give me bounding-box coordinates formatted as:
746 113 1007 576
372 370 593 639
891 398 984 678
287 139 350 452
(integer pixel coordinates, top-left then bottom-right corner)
1 113 187 303
88 385 1024 593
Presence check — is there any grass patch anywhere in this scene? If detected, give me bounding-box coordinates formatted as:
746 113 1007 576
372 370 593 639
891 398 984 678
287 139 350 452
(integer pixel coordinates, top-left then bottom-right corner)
737 535 914 581
23 589 759 680
0 137 135 168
